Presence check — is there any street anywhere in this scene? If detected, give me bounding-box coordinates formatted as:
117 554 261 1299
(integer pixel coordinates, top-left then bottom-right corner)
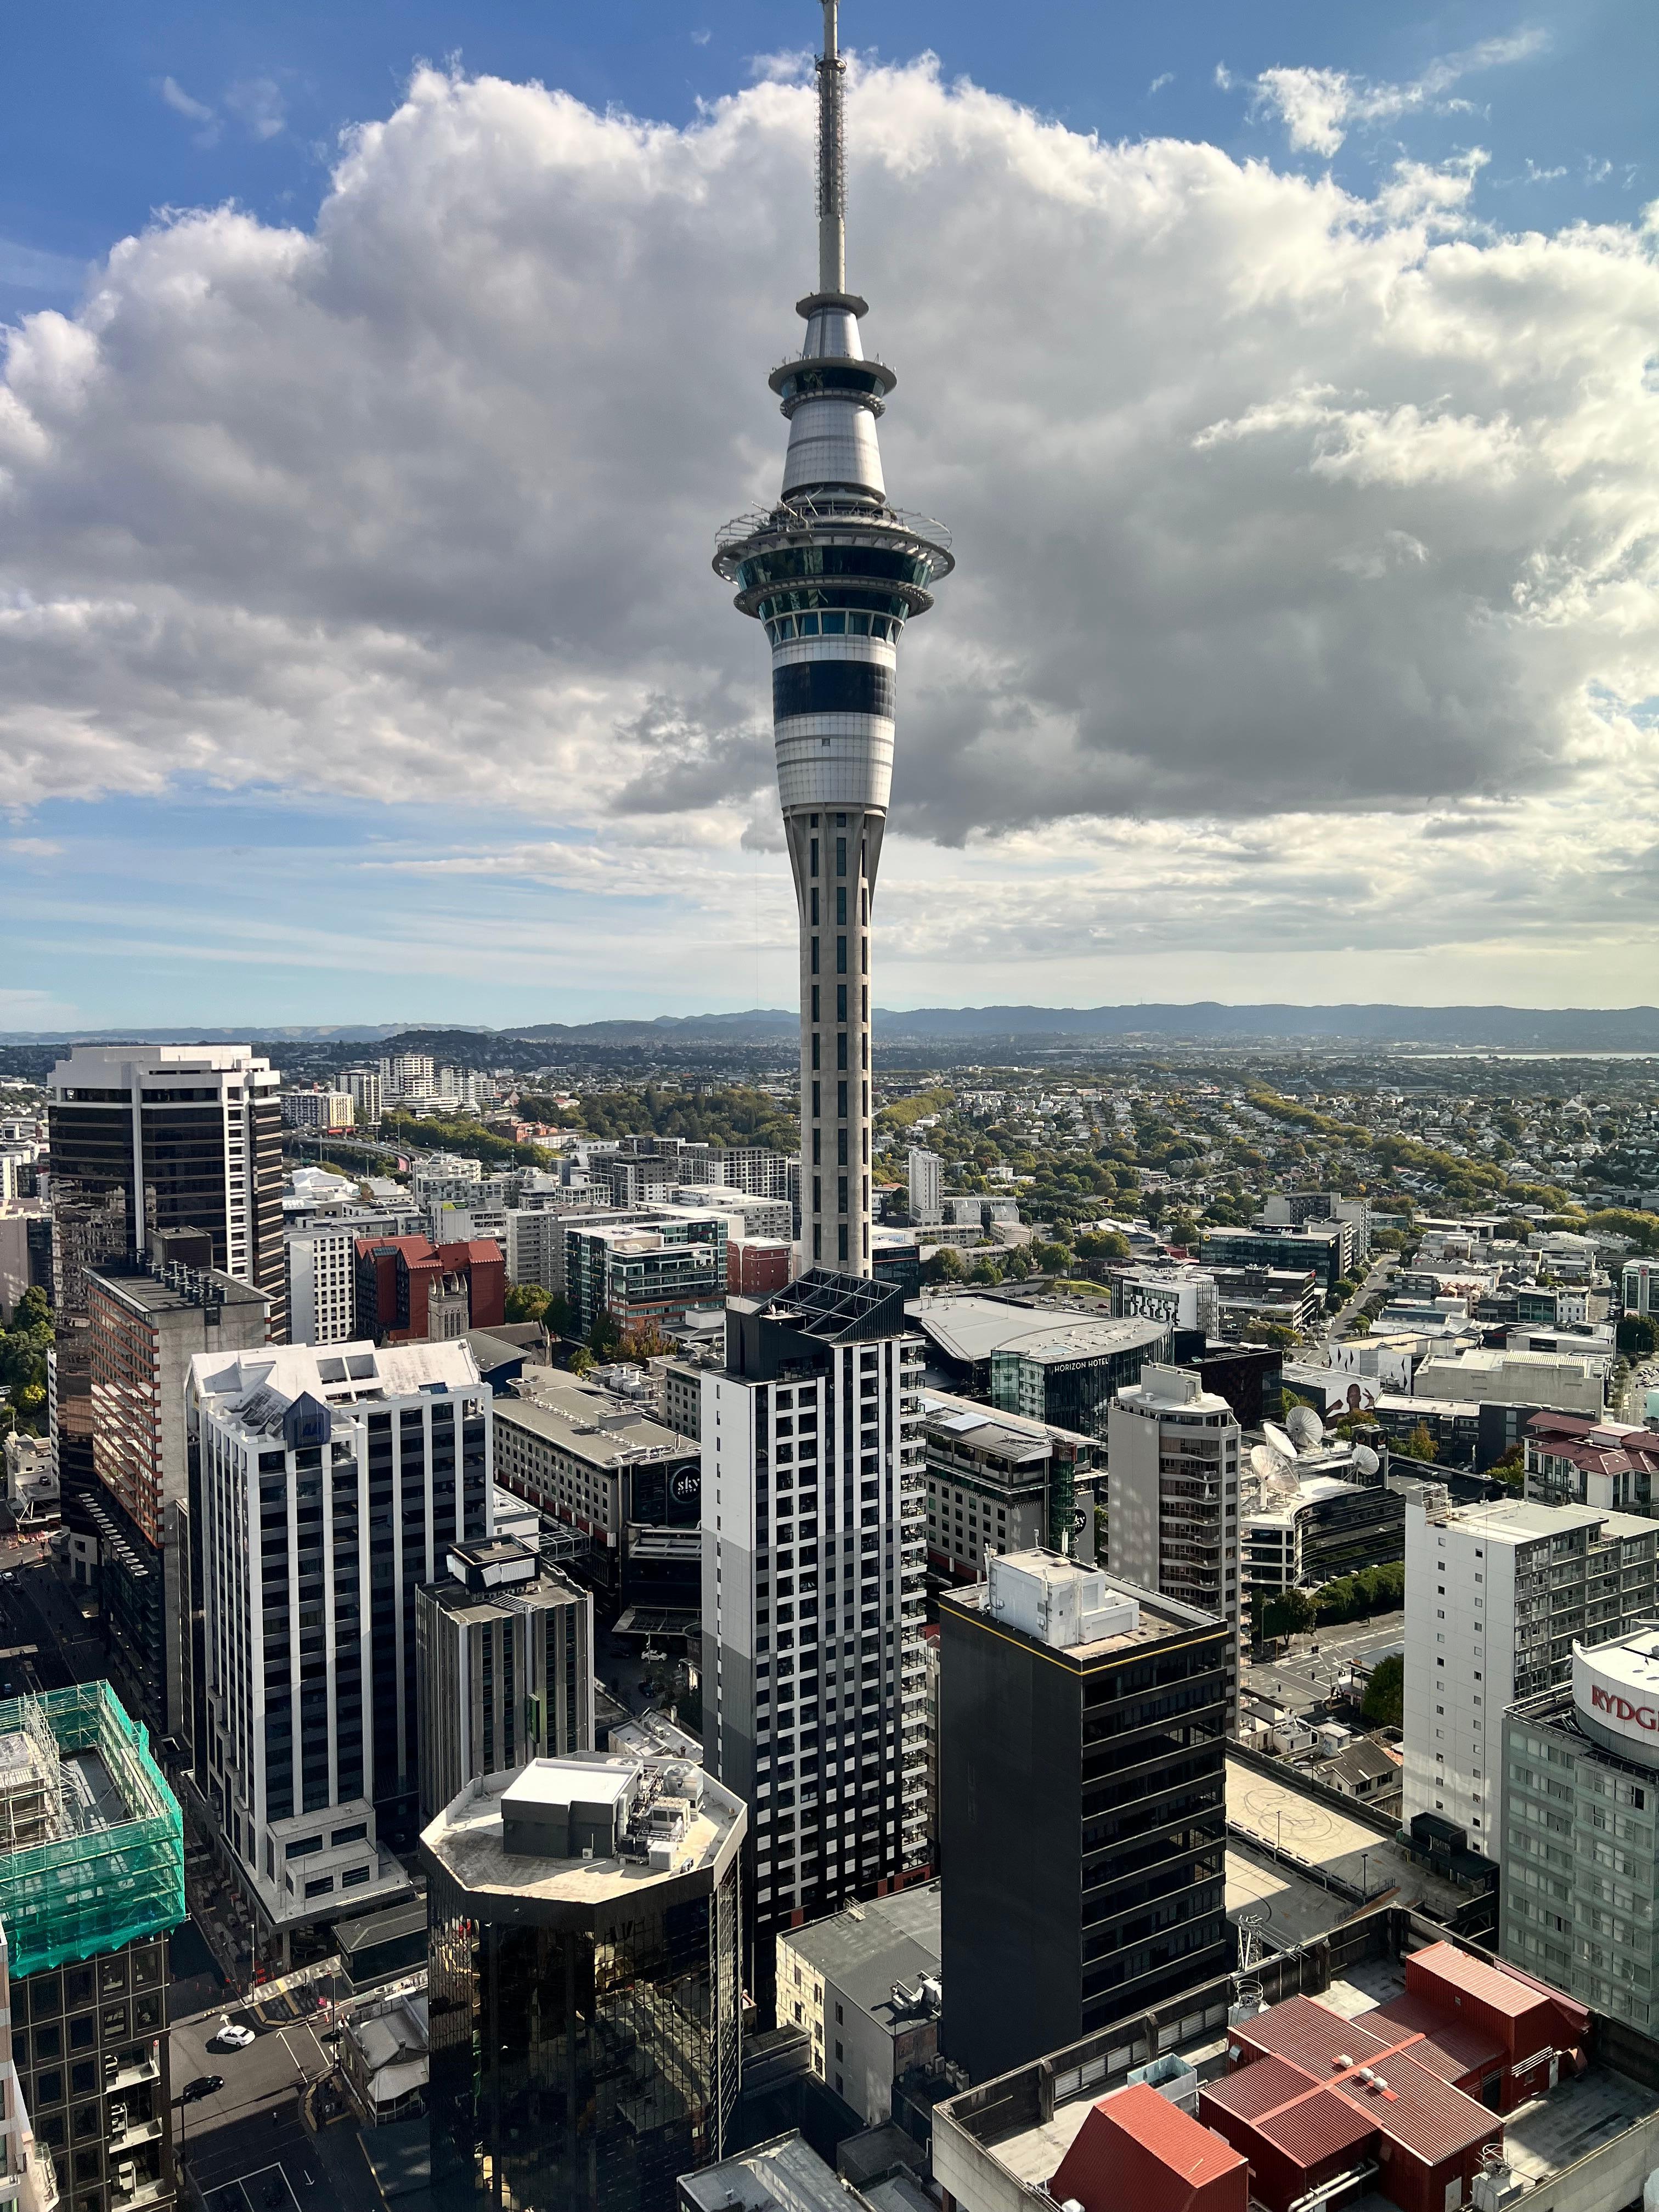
173 1991 380 2212
1244 1610 1404 1714
1325 1255 1399 1343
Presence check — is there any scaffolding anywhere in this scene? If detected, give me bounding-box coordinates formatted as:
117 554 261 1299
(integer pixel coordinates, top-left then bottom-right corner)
0 1685 184 1978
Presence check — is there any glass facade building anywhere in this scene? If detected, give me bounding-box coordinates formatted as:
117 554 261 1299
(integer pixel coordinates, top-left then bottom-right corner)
422 1755 744 2212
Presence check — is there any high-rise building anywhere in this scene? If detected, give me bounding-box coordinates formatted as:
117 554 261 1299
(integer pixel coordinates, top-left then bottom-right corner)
84 1256 272 1753
424 1753 744 2212
382 1055 435 1101
285 1220 357 1345
1106 1365 1242 1721
414 1537 594 1822
907 1148 943 1227
939 1550 1232 2085
1502 1630 1659 2029
1401 1483 1659 1865
701 1273 929 2011
190 1339 492 1956
281 1090 355 1132
47 1043 286 1332
338 1068 383 1124
0 1683 186 2212
714 0 953 1276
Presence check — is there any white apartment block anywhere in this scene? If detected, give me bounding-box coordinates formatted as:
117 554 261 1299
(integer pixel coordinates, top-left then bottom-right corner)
1106 1364 1241 1717
285 1222 357 1346
382 1054 435 1101
190 1339 493 1945
1624 1260 1659 1318
338 1069 383 1122
674 1186 795 1243
283 1091 355 1132
702 1276 929 1999
907 1148 943 1226
1402 1484 1659 1865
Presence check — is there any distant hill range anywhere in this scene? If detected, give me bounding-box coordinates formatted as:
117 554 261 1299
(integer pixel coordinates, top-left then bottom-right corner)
9 1005 1659 1051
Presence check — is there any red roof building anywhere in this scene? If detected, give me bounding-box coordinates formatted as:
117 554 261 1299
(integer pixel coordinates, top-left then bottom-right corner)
353 1234 505 1342
1196 1949 1587 2212
1049 2082 1248 2212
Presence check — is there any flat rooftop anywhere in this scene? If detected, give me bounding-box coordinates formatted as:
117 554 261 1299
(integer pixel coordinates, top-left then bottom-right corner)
943 1569 1221 1657
497 1378 694 1465
420 1754 743 1909
781 1882 941 2024
904 1294 1165 1367
1424 1495 1654 1545
1224 1754 1469 1923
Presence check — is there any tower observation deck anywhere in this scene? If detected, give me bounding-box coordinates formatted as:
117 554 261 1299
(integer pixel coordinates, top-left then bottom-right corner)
715 0 952 1277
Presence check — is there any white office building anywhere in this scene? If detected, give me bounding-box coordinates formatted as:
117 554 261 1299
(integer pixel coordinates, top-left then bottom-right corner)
190 1338 493 1950
1402 1483 1659 1865
1624 1260 1659 1318
1106 1364 1242 1718
702 1275 929 2006
907 1149 943 1227
285 1221 357 1345
338 1069 383 1124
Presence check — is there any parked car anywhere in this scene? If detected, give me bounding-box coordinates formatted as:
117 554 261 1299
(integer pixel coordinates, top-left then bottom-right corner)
213 2019 256 2051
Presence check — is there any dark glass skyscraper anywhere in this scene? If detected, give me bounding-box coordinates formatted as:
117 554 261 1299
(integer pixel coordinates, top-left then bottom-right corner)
715 0 952 1277
424 1754 744 2212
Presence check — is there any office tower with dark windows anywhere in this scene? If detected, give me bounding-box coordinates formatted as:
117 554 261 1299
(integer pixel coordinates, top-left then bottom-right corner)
190 1340 492 1965
714 0 952 1277
939 1550 1232 2085
701 1273 929 2013
415 1537 594 1823
47 1043 286 1331
84 1255 271 1756
424 1752 744 2212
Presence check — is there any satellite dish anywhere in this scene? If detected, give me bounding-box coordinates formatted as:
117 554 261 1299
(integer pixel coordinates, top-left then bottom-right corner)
1352 1444 1380 1477
1286 1404 1325 1451
1262 1421 1297 1462
1251 1443 1295 1483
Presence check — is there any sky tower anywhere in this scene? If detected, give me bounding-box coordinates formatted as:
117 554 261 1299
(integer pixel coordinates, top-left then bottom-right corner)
716 0 952 1277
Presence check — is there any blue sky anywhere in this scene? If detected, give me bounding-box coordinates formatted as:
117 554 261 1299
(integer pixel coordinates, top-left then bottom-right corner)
2 2 1657 1030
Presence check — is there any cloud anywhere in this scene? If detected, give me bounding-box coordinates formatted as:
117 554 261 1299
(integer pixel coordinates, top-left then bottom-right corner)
1250 30 1549 156
159 76 221 146
226 77 287 142
1148 73 1173 95
691 28 712 48
4 838 64 859
2 53 1657 992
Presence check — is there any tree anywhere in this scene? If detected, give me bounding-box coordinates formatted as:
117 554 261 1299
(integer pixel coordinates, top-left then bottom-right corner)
1260 1586 1317 1641
567 1345 597 1378
504 1283 551 1326
967 1259 1003 1285
1362 1653 1404 1730
1399 1422 1440 1464
1618 1313 1658 1359
1489 1441 1525 1494
9 1287 50 1333
1076 1230 1130 1262
922 1246 965 1286
620 1318 674 1362
587 1310 622 1361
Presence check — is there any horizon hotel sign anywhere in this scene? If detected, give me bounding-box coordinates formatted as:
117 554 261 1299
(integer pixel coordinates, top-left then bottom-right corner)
1572 1643 1659 1770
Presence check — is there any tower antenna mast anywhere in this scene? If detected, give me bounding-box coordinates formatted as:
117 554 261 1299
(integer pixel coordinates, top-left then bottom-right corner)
816 0 846 295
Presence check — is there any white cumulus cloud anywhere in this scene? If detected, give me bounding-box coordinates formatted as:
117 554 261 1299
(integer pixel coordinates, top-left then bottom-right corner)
2 52 1657 992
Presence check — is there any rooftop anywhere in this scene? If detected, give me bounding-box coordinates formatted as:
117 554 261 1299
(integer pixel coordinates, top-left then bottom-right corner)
944 1553 1222 1660
190 1338 484 1424
420 1753 744 1911
780 1882 940 2027
1224 1753 1471 1927
904 1293 1165 1368
496 1376 694 1467
679 2131 876 2212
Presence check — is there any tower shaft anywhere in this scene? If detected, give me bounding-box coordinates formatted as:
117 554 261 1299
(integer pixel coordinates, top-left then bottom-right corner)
715 3 951 1276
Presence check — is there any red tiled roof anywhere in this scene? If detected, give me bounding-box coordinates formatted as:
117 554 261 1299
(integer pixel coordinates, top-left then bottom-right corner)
1367 1993 1503 2083
1050 2084 1247 2212
1331 2056 1499 2166
1233 1996 1391 2075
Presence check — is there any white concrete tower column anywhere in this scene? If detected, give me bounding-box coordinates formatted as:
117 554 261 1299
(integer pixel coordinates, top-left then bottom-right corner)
715 0 952 1277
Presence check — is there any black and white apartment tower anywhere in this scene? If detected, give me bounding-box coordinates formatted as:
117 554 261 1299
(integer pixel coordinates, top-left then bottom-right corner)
704 0 940 2012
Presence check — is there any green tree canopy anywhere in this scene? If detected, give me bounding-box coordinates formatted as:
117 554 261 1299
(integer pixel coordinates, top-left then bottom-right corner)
1362 1653 1403 1730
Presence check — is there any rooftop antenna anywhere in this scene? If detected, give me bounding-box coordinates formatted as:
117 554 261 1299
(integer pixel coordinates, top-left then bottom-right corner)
817 0 847 296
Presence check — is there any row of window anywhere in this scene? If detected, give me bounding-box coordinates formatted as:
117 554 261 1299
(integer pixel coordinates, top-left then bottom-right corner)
768 611 901 644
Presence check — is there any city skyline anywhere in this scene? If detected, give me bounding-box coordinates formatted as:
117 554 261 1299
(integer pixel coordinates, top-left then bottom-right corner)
3 5 1657 1025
